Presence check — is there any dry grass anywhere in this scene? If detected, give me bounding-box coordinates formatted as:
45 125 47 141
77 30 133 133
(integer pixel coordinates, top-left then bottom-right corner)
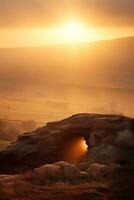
0 173 110 200
1 169 133 200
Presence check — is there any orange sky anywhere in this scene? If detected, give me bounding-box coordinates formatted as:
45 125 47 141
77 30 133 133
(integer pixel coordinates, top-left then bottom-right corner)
0 0 133 47
0 26 134 48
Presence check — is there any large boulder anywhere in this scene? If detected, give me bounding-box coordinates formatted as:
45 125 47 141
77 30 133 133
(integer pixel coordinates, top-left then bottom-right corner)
55 161 81 178
87 163 110 179
34 161 82 180
35 164 62 178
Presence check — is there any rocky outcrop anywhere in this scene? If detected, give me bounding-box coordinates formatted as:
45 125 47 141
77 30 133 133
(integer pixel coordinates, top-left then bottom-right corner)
87 163 110 179
0 113 134 173
34 161 83 180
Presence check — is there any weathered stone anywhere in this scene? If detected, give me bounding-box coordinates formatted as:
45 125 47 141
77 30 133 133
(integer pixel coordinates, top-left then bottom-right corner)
87 163 110 178
0 113 133 173
34 162 81 179
79 171 88 178
35 164 62 178
78 162 90 171
115 129 134 147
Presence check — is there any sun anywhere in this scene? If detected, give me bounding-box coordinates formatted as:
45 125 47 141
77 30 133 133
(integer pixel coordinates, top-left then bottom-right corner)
58 21 90 43
64 22 84 37
38 21 100 45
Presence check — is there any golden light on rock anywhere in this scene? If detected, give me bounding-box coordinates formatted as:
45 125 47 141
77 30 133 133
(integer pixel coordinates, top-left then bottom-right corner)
64 137 88 162
80 138 88 153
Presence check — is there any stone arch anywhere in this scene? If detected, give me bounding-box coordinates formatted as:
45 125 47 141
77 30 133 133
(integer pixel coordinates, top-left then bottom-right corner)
0 113 133 174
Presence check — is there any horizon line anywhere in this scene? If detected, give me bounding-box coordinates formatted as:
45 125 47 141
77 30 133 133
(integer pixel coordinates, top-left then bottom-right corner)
0 35 134 49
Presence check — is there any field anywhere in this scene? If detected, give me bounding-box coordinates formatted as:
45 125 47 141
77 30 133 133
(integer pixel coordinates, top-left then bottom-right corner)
1 85 134 124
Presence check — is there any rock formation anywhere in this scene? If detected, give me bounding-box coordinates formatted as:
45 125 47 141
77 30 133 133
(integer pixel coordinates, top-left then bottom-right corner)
34 161 83 180
0 113 134 174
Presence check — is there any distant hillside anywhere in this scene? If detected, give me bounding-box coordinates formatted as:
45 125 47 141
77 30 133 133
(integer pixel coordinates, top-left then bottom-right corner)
0 36 133 91
0 37 134 120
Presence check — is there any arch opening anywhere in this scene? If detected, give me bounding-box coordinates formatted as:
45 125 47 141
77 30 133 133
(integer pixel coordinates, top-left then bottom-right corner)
63 136 88 163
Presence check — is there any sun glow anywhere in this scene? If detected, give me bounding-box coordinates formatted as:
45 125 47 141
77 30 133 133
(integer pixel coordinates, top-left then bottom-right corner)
64 137 88 162
55 21 91 44
81 139 88 152
1 22 134 48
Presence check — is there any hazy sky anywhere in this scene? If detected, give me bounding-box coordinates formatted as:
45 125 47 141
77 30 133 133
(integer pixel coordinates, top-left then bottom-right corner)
0 0 134 27
0 0 134 47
